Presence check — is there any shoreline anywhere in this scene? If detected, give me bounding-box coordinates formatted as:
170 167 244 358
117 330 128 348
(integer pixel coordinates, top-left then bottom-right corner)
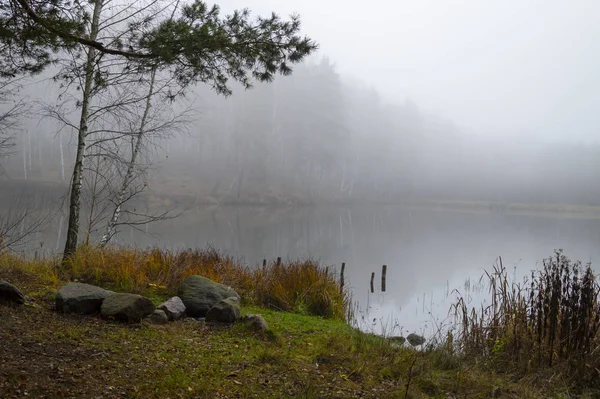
4 178 600 220
1 248 597 398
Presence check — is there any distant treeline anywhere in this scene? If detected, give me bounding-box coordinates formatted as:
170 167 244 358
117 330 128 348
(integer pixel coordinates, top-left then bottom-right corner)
156 58 600 206
3 58 599 206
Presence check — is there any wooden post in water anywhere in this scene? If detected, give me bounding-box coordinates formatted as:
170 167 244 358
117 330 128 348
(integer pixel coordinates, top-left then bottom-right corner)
340 262 346 293
381 264 387 292
276 257 282 266
370 272 375 293
263 259 267 268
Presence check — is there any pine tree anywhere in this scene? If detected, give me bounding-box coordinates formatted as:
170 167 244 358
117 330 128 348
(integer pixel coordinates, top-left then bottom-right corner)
0 1 317 93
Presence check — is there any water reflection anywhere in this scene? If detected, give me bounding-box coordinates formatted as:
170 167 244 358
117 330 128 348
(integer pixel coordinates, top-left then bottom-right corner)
5 185 600 337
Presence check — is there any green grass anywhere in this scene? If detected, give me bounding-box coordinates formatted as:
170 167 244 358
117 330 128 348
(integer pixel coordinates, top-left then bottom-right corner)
0 298 526 398
1 250 599 398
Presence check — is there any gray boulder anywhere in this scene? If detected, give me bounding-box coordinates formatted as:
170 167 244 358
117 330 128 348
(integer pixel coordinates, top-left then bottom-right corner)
0 280 25 305
56 282 113 314
240 314 269 332
149 309 169 325
101 293 154 322
407 333 426 347
177 275 240 317
157 296 186 321
206 298 241 323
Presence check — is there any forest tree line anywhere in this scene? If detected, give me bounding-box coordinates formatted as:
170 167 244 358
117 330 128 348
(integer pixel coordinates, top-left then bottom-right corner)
3 56 600 207
151 58 600 207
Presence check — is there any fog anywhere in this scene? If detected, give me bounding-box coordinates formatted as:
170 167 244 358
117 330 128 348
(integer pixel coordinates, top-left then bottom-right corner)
7 57 600 207
205 0 600 142
2 0 600 333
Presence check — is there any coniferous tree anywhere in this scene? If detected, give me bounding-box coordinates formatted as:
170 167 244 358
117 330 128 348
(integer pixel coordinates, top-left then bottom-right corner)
3 1 317 259
1 1 317 90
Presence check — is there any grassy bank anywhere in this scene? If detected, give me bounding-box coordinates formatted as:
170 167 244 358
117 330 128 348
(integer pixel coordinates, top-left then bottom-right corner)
0 248 599 398
6 179 600 221
17 246 350 320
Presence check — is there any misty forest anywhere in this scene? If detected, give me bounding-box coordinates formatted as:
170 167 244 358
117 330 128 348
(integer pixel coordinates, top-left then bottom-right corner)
5 58 600 208
2 1 600 398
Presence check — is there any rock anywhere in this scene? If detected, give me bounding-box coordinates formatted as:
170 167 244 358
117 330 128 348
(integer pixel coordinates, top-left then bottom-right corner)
56 282 113 314
407 333 426 347
206 298 241 323
101 293 155 322
0 280 25 305
157 296 186 321
177 275 240 317
149 309 169 325
240 314 269 332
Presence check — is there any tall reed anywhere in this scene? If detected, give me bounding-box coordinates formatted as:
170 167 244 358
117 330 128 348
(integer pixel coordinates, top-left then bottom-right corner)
452 250 600 384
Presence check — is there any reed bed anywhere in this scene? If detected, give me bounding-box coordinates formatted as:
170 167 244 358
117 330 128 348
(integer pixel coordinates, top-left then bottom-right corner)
452 250 600 386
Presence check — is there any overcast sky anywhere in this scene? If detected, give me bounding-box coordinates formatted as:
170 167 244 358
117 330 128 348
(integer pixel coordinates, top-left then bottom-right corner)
216 0 600 142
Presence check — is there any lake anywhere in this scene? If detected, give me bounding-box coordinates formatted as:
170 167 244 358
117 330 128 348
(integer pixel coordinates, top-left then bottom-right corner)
4 183 600 338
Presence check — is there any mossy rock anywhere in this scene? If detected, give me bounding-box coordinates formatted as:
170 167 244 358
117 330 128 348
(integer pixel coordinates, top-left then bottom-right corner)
56 282 113 315
101 293 155 322
206 298 241 323
177 275 239 317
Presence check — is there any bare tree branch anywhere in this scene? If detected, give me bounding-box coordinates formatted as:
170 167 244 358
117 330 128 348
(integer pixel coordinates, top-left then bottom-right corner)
0 192 52 253
0 78 30 161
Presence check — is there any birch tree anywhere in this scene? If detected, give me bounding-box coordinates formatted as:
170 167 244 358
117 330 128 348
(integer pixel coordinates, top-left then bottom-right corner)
99 2 181 245
83 63 187 246
61 0 103 260
99 67 156 245
28 0 316 260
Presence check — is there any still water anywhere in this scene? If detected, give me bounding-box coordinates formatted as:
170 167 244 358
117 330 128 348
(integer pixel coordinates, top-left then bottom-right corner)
8 184 600 338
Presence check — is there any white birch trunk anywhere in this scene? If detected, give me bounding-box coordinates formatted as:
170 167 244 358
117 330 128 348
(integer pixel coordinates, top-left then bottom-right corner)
63 0 103 260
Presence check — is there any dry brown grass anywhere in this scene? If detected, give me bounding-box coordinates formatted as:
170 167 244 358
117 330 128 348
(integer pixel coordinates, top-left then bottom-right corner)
45 246 350 320
452 250 600 390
